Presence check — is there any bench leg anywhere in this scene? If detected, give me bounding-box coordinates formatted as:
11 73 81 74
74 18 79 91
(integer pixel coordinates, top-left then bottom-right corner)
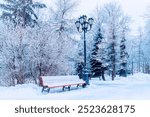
42 86 48 92
42 86 50 93
47 88 50 93
62 86 71 91
68 86 71 91
62 86 65 91
42 87 45 92
82 83 87 88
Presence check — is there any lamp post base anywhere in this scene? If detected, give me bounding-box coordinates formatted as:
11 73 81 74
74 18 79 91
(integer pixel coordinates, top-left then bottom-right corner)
83 68 90 85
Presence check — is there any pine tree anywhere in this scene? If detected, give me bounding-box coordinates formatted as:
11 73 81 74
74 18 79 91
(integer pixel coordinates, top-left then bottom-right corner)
119 16 130 77
119 30 128 77
90 28 107 80
0 0 46 28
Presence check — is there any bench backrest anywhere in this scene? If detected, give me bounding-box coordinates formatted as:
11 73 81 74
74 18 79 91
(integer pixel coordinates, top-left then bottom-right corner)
39 75 85 87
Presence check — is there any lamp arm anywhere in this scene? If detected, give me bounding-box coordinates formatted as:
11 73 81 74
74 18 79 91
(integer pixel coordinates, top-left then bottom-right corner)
87 25 92 31
77 28 84 33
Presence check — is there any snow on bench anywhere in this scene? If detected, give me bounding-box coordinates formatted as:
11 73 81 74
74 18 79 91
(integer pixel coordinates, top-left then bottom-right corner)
39 75 86 93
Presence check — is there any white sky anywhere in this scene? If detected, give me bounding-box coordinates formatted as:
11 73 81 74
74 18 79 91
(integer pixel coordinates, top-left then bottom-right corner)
41 0 150 35
74 0 150 35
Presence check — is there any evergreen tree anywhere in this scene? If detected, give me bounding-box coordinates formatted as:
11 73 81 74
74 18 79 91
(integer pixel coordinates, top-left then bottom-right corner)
119 30 128 77
90 28 107 80
0 0 46 28
76 62 84 79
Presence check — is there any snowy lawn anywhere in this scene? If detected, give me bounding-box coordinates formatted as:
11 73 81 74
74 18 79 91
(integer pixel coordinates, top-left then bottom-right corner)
0 73 150 100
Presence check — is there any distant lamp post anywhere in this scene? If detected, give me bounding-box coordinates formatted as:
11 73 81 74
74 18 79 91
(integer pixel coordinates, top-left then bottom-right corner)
75 15 94 85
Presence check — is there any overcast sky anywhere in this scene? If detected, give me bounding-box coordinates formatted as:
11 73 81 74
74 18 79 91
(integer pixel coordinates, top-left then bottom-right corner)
41 0 150 35
74 0 150 35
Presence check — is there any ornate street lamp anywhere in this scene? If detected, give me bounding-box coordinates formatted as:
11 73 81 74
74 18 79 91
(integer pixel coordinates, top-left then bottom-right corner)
75 15 94 85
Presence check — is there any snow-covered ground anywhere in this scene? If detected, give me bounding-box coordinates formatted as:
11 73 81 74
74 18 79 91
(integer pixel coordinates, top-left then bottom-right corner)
0 73 150 100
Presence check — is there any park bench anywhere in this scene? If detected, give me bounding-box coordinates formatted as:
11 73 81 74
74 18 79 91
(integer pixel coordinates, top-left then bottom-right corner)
39 75 86 93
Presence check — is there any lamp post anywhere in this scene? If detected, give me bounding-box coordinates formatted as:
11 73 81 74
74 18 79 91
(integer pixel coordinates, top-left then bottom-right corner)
75 15 94 85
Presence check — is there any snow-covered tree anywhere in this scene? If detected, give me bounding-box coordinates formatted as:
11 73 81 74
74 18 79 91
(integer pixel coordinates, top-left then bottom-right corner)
48 0 78 75
119 30 128 77
0 0 46 85
90 28 107 80
119 16 130 77
0 0 78 86
0 0 46 27
100 2 130 80
0 24 24 85
90 28 103 77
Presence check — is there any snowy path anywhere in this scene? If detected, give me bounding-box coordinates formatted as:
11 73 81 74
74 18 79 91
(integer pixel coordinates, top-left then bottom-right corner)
0 73 150 100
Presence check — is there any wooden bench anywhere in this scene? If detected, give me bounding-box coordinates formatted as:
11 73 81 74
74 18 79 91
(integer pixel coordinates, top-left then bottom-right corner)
39 75 86 93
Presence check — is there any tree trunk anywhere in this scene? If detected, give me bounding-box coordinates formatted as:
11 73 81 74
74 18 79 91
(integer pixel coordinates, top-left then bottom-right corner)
132 61 134 75
112 34 116 81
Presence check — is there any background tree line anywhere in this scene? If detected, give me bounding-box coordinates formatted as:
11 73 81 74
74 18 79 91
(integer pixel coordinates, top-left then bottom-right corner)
0 0 150 86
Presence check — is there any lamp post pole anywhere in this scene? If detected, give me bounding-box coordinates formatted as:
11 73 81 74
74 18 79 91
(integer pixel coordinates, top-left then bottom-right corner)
83 29 86 68
75 15 94 85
